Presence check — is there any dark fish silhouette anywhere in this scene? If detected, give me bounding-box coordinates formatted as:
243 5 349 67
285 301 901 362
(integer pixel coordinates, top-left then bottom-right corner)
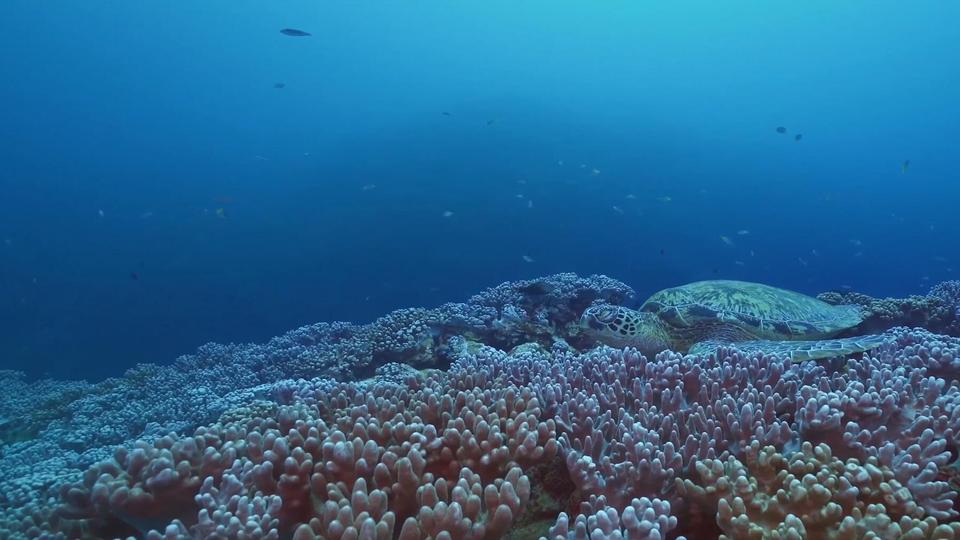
795 133 803 141
280 28 311 37
902 159 910 173
130 272 139 281
486 119 495 126
441 112 451 116
660 248 665 256
776 126 787 134
274 83 286 89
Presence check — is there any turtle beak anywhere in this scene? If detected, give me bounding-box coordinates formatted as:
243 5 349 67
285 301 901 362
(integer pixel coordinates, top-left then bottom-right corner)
580 309 606 331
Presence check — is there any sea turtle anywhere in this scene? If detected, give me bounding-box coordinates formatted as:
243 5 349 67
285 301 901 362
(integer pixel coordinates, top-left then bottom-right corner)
580 280 886 361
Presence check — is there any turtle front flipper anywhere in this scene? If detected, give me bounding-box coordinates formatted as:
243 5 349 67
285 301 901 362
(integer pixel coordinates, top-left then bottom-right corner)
690 334 888 362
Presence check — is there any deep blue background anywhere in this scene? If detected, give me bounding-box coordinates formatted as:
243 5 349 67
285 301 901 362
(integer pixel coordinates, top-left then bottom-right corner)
1 1 958 380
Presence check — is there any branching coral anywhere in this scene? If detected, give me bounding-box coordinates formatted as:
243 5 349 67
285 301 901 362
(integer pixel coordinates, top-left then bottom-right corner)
679 441 959 539
819 282 960 337
5 276 960 540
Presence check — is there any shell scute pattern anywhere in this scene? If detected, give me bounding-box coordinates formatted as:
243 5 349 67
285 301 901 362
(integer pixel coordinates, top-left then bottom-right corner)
642 280 862 339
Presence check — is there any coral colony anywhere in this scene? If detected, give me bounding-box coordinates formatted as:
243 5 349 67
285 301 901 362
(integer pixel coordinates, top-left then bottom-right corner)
3 274 960 539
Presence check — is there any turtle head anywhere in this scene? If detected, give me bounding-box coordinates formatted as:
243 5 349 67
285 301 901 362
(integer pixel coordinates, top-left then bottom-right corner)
580 304 670 355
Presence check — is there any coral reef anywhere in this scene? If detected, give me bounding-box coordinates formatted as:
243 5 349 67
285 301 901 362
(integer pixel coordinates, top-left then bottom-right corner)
678 441 958 539
819 281 960 337
4 275 960 539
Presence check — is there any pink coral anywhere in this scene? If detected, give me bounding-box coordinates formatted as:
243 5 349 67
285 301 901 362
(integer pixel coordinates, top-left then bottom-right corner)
34 325 960 540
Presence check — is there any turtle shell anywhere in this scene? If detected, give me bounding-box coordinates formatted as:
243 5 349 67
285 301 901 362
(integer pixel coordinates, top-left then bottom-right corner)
640 280 863 341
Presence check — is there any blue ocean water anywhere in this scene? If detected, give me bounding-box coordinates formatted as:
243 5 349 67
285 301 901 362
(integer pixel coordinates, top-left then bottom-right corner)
1 1 958 381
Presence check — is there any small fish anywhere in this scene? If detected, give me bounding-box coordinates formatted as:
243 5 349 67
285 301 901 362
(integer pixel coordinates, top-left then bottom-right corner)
579 164 586 169
362 184 377 191
736 229 750 235
776 126 787 134
612 206 624 214
557 160 564 166
517 179 527 185
98 209 105 218
735 261 745 266
280 28 311 37
902 159 910 173
254 155 269 161
656 196 672 203
130 272 140 280
626 194 636 200
527 200 533 209
798 257 808 267
303 152 311 156
811 249 819 256
659 248 665 256
516 194 525 199
854 251 864 257
934 256 947 262
849 239 862 247
140 211 154 219
591 168 601 175
216 208 226 219
486 119 495 126
3 238 11 246
720 236 734 246
749 250 755 257
522 255 535 263
794 134 803 142
442 210 454 218
441 112 451 116
273 83 286 89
